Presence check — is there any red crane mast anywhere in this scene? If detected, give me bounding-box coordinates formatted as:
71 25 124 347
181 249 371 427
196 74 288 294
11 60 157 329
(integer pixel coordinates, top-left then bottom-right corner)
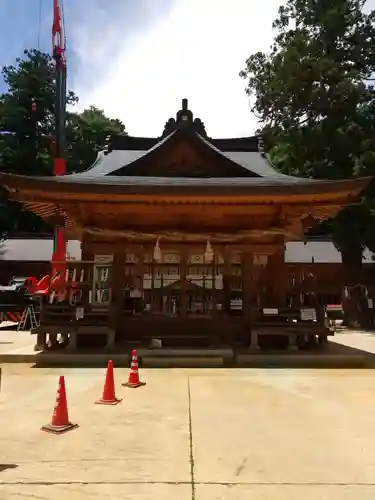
51 0 67 275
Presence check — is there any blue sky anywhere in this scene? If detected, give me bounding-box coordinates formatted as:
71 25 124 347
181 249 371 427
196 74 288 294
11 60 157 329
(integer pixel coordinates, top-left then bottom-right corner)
0 0 175 95
0 0 267 137
1 0 374 138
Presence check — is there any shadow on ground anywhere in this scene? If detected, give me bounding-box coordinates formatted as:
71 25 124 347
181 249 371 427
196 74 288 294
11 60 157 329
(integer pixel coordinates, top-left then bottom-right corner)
0 464 18 473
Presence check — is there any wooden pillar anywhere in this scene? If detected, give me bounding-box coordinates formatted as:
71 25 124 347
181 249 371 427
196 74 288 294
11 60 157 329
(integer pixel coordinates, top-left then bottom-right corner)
81 238 94 261
223 247 231 314
268 246 286 307
288 332 298 350
242 252 257 349
241 252 258 348
82 261 92 308
67 326 78 351
34 330 46 351
241 252 254 324
34 296 47 350
211 253 217 315
150 255 156 312
109 248 125 349
136 246 145 312
81 238 95 291
180 251 188 317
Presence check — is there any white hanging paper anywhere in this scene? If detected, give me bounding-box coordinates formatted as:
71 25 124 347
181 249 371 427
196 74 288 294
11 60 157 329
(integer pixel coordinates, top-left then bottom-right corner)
263 308 278 315
301 308 316 321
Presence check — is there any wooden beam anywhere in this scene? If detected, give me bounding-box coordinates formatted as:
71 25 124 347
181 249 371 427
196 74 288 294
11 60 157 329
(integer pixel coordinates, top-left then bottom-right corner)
74 240 284 256
82 225 296 242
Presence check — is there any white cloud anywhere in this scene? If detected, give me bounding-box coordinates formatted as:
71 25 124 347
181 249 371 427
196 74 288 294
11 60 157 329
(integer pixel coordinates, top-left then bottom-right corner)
72 0 281 138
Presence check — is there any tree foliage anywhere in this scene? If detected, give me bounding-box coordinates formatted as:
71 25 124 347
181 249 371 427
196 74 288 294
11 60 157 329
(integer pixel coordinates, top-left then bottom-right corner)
0 49 77 176
66 106 125 174
0 49 126 236
240 0 375 266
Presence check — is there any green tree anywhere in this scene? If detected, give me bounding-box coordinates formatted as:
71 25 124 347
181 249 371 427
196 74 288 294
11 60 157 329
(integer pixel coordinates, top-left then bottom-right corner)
0 49 126 235
0 49 77 176
0 49 77 236
66 106 125 174
240 0 375 325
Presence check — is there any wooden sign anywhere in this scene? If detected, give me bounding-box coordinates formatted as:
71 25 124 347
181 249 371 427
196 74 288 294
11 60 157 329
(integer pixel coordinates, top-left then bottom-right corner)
94 254 113 264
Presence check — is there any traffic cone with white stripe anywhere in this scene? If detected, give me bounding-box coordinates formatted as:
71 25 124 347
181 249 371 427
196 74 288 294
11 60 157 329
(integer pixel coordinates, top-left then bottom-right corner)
122 349 146 388
41 376 78 434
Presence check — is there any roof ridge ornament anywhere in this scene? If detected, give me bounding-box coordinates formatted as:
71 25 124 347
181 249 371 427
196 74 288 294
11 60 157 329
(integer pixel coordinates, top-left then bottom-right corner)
176 98 193 126
161 98 207 137
103 134 112 156
257 135 266 158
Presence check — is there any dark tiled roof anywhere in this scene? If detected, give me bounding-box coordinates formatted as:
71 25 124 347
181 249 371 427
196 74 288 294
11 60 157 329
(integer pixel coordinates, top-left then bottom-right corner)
66 130 297 182
1 100 372 195
109 133 260 153
62 99 313 183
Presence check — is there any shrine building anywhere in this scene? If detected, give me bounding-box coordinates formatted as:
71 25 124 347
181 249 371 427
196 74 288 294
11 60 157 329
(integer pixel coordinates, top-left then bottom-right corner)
0 99 371 352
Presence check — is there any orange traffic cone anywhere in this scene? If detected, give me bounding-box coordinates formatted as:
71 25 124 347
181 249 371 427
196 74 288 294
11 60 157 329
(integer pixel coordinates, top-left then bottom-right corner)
95 360 122 405
41 376 78 434
122 349 146 388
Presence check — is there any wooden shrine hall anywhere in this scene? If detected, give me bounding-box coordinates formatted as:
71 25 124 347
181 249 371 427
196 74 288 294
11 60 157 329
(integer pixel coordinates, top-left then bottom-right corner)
0 99 371 353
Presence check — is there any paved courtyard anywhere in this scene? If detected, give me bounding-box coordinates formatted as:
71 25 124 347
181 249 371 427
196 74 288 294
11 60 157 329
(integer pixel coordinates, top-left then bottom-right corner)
1 362 375 499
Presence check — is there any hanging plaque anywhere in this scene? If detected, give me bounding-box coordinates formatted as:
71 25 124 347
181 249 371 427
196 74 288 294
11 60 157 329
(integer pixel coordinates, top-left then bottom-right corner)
94 255 113 263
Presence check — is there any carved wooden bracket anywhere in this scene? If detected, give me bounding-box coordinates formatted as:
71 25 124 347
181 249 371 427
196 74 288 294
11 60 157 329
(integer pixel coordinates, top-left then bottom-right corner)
47 212 66 228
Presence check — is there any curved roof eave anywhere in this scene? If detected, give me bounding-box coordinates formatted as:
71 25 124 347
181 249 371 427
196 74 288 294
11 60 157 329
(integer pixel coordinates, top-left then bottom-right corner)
0 172 371 199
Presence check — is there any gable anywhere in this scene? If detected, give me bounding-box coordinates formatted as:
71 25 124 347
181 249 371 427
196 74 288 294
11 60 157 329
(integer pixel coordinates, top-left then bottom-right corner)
108 130 260 178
